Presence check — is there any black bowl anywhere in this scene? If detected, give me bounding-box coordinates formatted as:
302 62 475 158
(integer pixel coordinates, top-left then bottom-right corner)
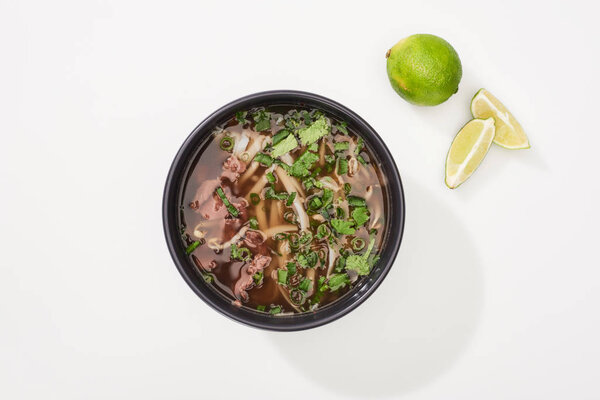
163 90 405 331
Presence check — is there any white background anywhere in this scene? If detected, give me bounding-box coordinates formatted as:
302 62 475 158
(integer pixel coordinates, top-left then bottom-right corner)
1 0 599 399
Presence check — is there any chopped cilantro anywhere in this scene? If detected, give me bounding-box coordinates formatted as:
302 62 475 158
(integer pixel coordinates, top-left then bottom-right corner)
286 191 296 206
249 217 259 230
271 134 298 158
253 110 271 131
328 273 351 291
253 152 273 167
345 237 376 276
352 207 370 226
269 305 282 315
265 186 288 201
266 172 276 183
298 116 330 146
331 219 356 235
307 142 319 152
297 253 308 268
321 188 333 209
235 111 248 125
288 151 319 178
335 121 349 135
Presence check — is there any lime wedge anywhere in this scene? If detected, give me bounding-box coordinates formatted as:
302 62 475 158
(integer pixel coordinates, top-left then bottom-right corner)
445 118 496 189
471 89 530 149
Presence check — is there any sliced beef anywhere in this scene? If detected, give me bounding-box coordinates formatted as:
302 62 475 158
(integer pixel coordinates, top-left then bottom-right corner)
221 155 247 183
233 254 272 301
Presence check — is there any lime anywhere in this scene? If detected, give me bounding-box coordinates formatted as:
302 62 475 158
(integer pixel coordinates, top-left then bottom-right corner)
386 34 462 106
471 89 530 149
445 118 495 189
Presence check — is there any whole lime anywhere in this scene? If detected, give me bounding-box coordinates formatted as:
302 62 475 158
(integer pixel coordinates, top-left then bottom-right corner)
386 34 462 106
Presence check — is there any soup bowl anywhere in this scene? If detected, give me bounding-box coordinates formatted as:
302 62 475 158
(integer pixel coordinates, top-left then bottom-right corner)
163 90 405 331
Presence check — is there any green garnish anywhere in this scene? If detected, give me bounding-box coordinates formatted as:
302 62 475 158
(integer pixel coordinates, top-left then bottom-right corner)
302 110 312 125
277 269 288 285
271 134 298 158
338 158 348 175
266 172 276 183
307 142 319 152
219 136 234 152
298 116 331 146
202 273 214 283
249 217 259 230
286 191 296 206
355 137 364 154
253 110 271 131
269 305 282 315
345 237 376 276
250 193 260 206
352 207 370 226
316 223 331 239
283 210 296 224
297 253 308 268
343 182 352 195
253 152 273 167
265 186 288 201
304 251 318 267
253 271 264 285
334 141 350 151
328 273 351 291
351 237 366 251
215 187 239 217
357 154 367 165
336 207 345 219
347 195 367 207
286 262 297 275
308 196 323 210
230 244 251 261
185 241 200 255
273 232 288 241
235 111 248 125
321 188 333 209
299 232 313 245
298 277 312 292
331 219 356 235
272 129 291 146
257 305 266 312
288 151 319 178
335 121 349 135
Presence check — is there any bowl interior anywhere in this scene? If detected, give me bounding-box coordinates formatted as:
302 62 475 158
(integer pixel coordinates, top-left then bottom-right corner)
163 90 405 331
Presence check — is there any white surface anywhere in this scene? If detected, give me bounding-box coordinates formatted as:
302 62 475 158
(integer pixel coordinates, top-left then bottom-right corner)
1 0 599 398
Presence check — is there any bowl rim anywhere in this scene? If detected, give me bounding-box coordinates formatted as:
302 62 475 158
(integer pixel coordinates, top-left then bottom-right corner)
163 90 405 331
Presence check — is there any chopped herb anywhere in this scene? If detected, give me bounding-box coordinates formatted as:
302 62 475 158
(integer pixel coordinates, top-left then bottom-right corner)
277 269 288 284
288 233 300 249
269 305 282 315
271 134 298 158
250 193 260 206
284 111 301 130
307 142 319 152
302 110 312 125
343 183 352 195
331 219 356 235
185 241 200 255
219 136 234 152
338 158 348 175
355 137 364 154
345 237 376 276
297 253 308 268
286 191 296 206
335 207 345 219
273 232 288 241
235 111 248 125
202 273 214 283
272 129 291 145
335 121 349 135
298 277 312 292
357 154 367 165
321 188 333 209
352 207 370 226
316 223 331 239
308 196 323 210
283 210 297 224
266 172 276 183
351 237 366 251
249 217 259 230
298 116 331 146
215 187 239 217
299 232 313 246
335 255 346 272
265 186 288 201
253 110 271 131
253 271 264 285
288 151 319 178
328 273 351 291
347 195 367 207
230 244 251 261
334 141 350 151
286 262 297 275
304 251 318 267
256 305 266 312
253 152 273 167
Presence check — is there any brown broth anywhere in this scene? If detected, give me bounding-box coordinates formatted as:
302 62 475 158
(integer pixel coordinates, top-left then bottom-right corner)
179 106 387 314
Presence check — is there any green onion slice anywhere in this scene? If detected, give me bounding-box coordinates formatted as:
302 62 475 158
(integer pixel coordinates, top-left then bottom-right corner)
250 193 260 206
219 136 234 152
351 237 366 251
215 187 239 217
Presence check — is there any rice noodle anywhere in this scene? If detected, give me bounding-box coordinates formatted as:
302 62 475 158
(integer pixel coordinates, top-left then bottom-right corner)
232 131 250 157
264 224 298 237
245 164 276 201
327 244 339 277
319 139 326 166
305 269 315 297
207 226 249 251
256 204 268 231
276 241 301 312
274 164 309 232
